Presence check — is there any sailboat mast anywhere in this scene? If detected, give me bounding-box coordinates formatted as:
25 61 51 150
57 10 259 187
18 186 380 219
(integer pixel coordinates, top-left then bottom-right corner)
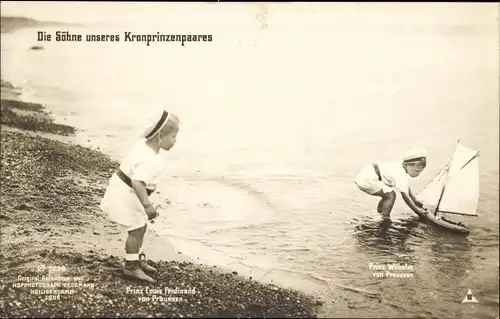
435 143 480 217
435 168 450 212
435 147 455 211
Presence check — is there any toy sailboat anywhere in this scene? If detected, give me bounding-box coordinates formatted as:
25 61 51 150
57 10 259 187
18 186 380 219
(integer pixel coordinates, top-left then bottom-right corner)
417 140 480 234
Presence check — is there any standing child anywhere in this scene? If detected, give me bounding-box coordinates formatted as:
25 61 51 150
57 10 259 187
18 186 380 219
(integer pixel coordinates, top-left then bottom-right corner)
100 109 179 283
354 148 428 220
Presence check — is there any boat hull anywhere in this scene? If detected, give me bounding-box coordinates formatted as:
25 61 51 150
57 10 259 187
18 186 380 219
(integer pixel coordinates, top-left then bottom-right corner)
423 212 470 234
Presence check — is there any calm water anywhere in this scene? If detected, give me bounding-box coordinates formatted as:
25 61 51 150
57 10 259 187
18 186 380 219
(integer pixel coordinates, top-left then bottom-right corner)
1 3 499 318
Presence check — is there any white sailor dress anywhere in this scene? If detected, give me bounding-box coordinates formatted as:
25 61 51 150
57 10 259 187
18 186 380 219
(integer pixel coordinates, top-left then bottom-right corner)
100 139 164 231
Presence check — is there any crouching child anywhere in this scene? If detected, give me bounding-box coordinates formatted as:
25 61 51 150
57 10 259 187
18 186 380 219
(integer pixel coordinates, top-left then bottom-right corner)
354 148 429 220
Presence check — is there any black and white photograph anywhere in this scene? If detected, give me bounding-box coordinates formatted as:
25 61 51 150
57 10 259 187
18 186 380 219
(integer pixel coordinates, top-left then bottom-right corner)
0 2 498 318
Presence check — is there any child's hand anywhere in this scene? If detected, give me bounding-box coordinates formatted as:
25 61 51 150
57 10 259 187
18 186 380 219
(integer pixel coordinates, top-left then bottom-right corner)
419 207 429 215
144 204 158 220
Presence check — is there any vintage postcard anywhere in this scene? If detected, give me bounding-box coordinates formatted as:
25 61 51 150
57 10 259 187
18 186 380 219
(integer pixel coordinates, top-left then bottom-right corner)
1 2 498 318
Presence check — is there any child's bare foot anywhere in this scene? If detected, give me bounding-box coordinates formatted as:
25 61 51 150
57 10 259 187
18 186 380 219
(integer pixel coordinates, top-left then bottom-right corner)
376 210 390 219
379 212 391 221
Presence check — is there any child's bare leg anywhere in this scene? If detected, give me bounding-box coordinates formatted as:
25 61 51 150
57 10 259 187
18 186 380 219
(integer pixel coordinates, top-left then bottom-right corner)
375 190 396 219
123 226 156 283
126 227 144 254
138 223 157 273
137 224 146 249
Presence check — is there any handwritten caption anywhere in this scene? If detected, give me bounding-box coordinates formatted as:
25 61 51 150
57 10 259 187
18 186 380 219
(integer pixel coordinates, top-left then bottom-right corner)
126 286 196 303
37 31 213 46
369 262 416 279
11 264 95 301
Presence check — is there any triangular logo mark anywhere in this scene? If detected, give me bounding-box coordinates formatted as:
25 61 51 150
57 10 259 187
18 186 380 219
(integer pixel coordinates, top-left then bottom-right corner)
461 289 478 304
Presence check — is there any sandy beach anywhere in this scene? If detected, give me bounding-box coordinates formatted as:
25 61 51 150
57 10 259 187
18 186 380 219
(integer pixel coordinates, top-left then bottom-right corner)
0 78 322 319
0 17 323 318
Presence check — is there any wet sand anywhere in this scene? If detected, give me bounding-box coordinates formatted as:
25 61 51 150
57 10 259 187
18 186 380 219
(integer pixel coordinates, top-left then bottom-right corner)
0 18 323 316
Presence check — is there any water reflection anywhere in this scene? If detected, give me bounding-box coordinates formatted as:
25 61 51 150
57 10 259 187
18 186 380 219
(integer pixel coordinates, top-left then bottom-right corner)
427 228 473 280
352 216 423 262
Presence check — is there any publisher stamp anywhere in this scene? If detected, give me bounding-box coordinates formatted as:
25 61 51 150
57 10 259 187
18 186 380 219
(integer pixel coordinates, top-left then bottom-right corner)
11 263 96 301
369 262 416 278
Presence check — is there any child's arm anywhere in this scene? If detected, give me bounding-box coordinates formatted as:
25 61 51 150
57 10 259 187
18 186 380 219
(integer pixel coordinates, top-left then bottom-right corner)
401 192 426 217
408 188 423 208
131 180 152 209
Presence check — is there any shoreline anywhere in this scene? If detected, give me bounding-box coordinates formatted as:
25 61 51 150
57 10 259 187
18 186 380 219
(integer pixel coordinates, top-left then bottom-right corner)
0 79 323 318
0 16 324 317
1 14 328 299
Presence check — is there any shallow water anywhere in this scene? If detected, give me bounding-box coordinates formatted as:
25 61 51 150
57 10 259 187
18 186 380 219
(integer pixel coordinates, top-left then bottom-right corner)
1 3 499 318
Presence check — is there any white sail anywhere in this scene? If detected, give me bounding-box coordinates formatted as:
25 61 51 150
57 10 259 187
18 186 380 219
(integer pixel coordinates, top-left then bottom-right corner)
417 164 449 211
447 143 479 176
437 143 480 217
